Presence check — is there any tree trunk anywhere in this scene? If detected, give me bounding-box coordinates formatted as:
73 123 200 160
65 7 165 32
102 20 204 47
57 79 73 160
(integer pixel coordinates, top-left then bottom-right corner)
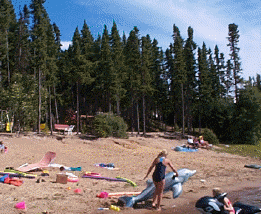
49 86 53 135
38 67 41 133
53 85 59 124
136 101 140 135
142 94 146 136
116 94 120 116
131 95 134 134
76 81 80 134
181 83 185 137
6 30 10 84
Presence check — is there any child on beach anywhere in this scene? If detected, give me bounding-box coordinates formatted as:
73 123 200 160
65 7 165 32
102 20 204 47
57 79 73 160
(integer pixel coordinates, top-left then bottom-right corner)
0 141 6 153
144 149 179 211
213 187 235 214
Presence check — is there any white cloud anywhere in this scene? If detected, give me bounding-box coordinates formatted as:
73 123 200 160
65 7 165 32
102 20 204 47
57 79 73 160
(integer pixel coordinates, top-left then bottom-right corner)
61 41 72 50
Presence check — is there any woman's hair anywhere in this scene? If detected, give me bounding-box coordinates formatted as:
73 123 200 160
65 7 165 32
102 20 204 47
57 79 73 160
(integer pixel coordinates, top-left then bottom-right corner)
158 149 168 157
213 187 222 196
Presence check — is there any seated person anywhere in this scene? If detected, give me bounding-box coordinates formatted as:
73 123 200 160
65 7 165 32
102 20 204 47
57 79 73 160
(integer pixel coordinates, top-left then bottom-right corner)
187 137 199 149
199 136 211 149
193 137 200 149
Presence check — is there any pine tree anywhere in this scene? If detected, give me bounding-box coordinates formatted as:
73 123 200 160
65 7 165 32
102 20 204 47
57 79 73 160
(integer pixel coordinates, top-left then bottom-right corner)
184 26 197 134
140 35 153 135
124 27 141 133
81 20 94 61
30 0 49 132
70 27 94 133
198 43 212 130
151 39 167 126
227 23 242 103
224 59 233 99
52 22 62 124
0 0 17 86
172 25 186 136
109 21 126 115
214 46 226 98
97 25 113 112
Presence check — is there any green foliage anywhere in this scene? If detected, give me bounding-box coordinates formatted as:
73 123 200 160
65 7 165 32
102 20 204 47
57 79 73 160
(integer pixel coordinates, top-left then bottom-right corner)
217 143 261 160
229 85 261 145
203 128 219 145
94 113 128 138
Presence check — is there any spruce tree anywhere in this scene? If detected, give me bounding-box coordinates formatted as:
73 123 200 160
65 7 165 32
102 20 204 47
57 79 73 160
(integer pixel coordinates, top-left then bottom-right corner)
184 26 197 134
110 21 126 115
197 43 212 130
124 27 141 133
172 25 186 136
140 35 153 135
0 0 17 86
30 0 49 132
97 25 113 112
70 27 94 133
227 23 242 103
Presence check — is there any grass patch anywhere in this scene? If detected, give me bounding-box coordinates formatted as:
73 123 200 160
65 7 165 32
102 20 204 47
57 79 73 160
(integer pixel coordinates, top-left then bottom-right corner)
216 143 261 159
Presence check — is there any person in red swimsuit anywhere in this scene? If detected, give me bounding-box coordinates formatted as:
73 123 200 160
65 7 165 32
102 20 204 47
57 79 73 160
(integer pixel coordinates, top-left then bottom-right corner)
144 149 178 211
213 188 235 214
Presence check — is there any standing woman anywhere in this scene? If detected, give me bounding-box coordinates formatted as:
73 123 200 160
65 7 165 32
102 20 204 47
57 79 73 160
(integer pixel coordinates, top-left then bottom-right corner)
143 149 179 211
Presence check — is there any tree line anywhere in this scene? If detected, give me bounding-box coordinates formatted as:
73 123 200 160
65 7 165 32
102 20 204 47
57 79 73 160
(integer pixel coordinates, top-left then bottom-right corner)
1 0 261 144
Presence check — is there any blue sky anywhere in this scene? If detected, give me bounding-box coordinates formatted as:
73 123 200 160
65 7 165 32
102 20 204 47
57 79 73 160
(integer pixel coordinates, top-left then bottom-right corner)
12 0 261 80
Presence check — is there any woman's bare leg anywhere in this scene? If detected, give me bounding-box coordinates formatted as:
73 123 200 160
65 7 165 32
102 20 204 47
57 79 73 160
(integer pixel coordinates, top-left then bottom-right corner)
152 181 158 207
156 179 165 211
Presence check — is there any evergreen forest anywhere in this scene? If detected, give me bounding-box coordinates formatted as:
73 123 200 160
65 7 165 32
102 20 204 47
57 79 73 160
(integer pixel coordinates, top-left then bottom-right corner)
1 0 261 145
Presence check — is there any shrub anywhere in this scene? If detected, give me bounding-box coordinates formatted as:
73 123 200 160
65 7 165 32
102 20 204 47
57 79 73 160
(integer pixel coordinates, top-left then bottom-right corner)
93 113 128 138
203 128 219 145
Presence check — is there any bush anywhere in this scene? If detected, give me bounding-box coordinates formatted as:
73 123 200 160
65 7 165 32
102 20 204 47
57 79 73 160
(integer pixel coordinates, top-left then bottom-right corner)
93 113 128 138
203 128 219 145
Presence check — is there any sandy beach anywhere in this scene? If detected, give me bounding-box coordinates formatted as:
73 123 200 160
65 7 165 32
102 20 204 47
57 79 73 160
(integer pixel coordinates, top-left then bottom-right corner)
0 132 260 214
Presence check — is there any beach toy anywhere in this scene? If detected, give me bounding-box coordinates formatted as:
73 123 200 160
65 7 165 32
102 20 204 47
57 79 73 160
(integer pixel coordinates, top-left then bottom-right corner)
108 192 141 197
74 188 81 193
98 208 109 210
41 170 49 176
15 201 27 210
70 167 82 171
82 175 126 182
68 177 79 182
116 176 137 187
110 205 120 211
85 172 101 177
97 191 109 198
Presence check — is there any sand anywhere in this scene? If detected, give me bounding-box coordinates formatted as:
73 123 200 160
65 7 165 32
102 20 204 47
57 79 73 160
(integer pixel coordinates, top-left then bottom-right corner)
0 132 260 214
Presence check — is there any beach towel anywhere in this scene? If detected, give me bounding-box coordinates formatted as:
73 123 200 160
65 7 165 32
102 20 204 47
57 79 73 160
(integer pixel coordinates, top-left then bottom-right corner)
4 177 23 186
16 151 56 172
172 146 198 152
